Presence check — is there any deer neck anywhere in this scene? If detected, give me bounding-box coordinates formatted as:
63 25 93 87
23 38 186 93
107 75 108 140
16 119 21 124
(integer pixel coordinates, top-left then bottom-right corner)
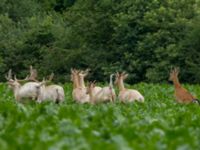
173 77 181 88
79 76 86 89
118 79 125 91
73 76 80 89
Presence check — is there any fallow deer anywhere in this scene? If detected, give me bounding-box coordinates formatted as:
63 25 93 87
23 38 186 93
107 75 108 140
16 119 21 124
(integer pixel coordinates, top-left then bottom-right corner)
36 73 65 103
78 69 102 95
115 72 144 102
87 74 116 104
71 69 89 103
5 69 41 102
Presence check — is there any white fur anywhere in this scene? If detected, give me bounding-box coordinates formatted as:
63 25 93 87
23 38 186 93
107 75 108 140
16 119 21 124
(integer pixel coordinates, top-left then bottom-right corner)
119 89 144 102
72 88 90 103
8 81 41 101
88 74 116 103
93 87 115 103
37 84 65 103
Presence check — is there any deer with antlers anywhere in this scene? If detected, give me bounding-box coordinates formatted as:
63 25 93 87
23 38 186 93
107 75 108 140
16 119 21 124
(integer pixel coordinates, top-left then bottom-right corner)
36 73 65 103
115 72 144 103
169 67 200 104
5 68 42 102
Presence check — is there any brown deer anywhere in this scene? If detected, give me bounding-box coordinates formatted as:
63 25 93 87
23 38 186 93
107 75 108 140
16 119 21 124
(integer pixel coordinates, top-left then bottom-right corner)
169 67 199 104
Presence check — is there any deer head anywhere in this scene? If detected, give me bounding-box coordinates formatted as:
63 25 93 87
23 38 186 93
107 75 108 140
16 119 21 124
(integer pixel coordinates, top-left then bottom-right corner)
114 72 128 85
169 67 179 82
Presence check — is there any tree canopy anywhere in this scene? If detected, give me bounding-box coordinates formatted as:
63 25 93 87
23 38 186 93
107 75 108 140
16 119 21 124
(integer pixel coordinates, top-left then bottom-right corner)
0 0 200 83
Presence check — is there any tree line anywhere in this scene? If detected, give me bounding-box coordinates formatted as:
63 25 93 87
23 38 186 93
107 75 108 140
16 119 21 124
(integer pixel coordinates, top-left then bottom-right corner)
0 0 200 83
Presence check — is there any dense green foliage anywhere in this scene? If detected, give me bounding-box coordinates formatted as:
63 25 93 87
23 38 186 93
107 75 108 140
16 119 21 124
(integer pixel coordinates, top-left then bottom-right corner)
0 83 200 149
1 0 200 83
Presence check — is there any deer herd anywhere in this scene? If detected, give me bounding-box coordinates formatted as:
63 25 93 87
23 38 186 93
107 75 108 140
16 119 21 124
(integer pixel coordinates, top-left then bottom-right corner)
4 66 200 105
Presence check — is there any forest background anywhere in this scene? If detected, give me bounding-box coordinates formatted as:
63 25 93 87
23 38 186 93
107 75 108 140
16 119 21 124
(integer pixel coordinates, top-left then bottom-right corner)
1 0 200 83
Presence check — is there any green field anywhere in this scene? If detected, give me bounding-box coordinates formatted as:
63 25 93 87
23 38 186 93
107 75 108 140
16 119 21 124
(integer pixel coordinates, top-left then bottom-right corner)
0 83 200 150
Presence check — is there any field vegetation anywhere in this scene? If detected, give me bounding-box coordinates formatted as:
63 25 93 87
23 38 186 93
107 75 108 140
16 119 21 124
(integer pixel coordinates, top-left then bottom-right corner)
0 83 200 150
1 0 200 83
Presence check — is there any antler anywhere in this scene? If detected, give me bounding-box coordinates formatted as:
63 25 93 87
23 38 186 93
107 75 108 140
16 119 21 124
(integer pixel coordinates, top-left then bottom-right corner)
174 67 180 75
170 67 180 76
17 66 39 82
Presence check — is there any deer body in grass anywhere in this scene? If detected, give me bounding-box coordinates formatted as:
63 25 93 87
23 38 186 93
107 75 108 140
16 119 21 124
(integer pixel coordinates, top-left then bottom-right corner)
115 72 144 103
25 68 65 103
7 66 65 103
36 73 65 103
6 69 41 101
169 68 199 104
87 74 116 104
37 83 65 103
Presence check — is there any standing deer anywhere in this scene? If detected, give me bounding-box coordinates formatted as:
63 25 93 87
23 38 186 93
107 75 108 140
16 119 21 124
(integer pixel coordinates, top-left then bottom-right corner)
169 67 200 104
5 69 41 102
71 69 89 103
36 73 65 104
115 72 144 102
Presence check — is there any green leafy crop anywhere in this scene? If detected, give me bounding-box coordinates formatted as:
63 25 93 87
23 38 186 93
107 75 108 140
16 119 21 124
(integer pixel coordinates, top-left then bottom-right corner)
0 83 200 150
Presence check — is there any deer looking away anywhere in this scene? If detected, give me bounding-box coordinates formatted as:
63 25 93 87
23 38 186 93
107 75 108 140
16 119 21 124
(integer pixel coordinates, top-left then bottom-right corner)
115 72 144 103
5 69 42 102
78 69 102 95
71 68 90 103
169 67 200 104
87 74 116 104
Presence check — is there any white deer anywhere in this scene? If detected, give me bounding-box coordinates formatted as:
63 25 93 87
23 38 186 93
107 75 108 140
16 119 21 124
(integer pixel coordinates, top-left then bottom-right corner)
87 74 116 104
5 69 41 102
78 69 102 95
36 73 65 103
115 72 144 102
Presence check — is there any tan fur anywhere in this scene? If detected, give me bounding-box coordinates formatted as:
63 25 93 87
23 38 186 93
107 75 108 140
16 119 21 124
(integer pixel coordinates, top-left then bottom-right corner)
115 72 144 102
87 74 116 104
71 69 89 103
